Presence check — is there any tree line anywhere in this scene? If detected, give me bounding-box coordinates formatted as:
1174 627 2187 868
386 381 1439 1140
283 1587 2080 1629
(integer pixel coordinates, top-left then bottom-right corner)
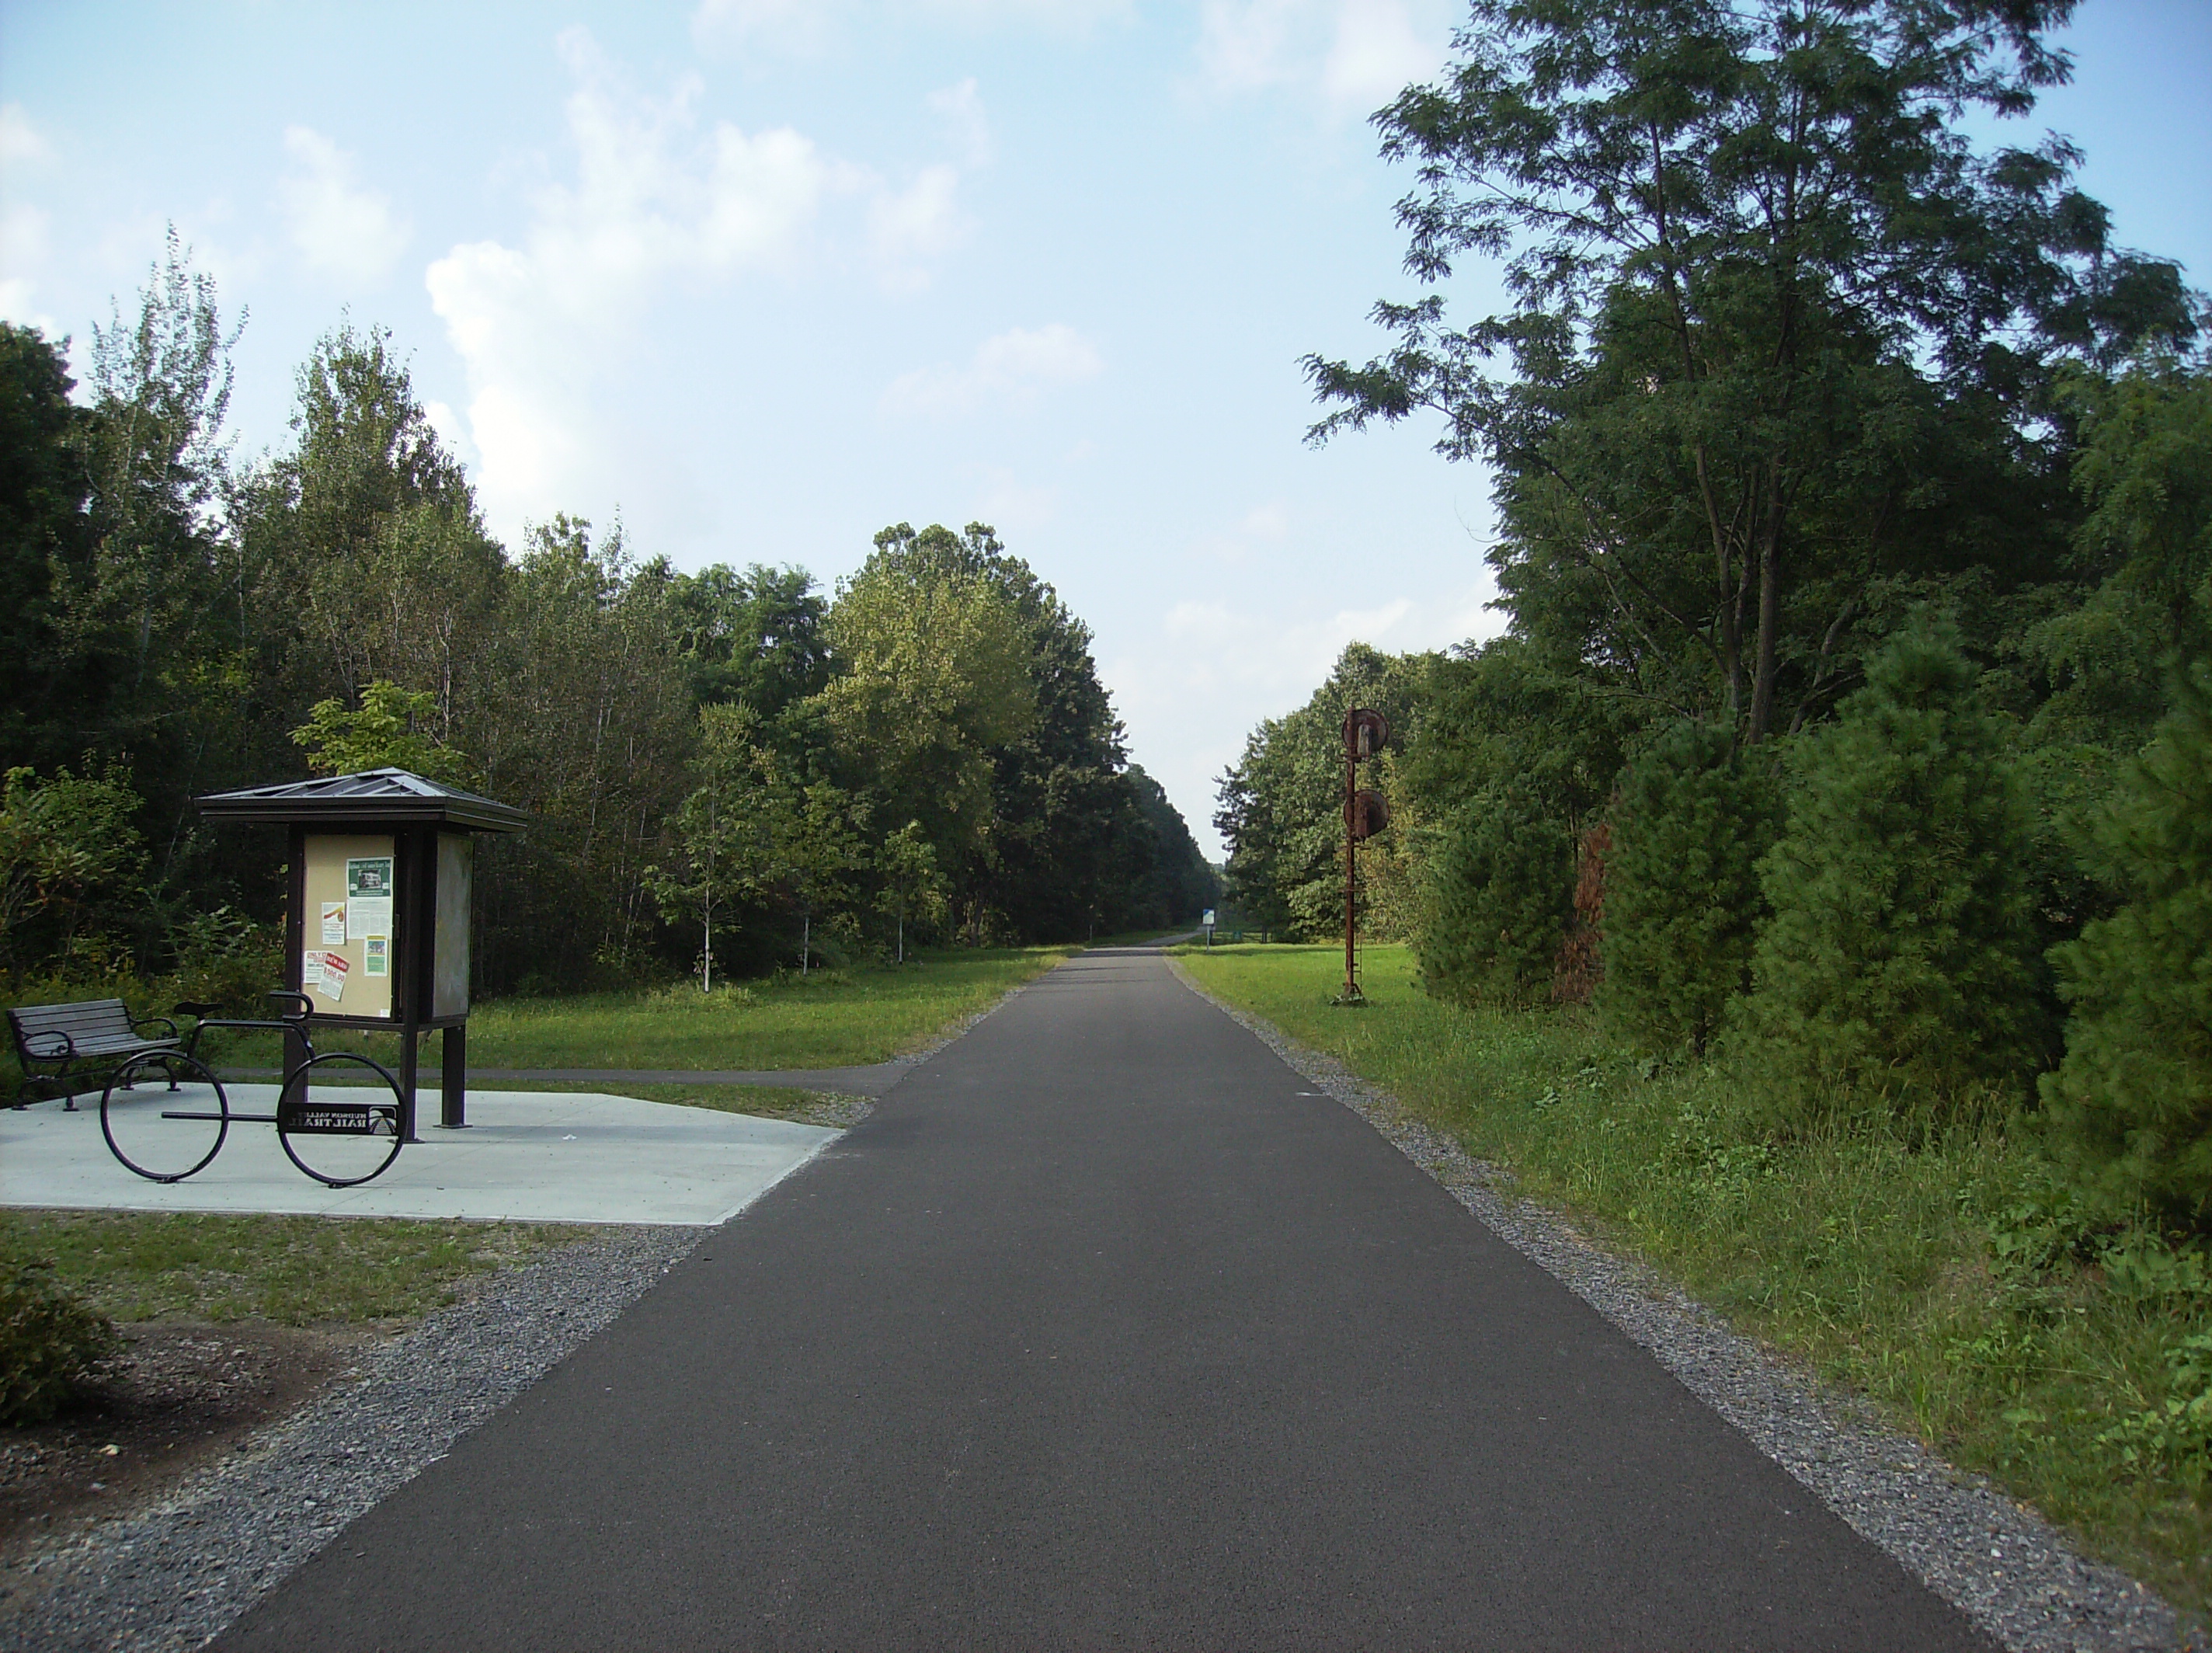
2 245 1215 997
1218 0 2210 1229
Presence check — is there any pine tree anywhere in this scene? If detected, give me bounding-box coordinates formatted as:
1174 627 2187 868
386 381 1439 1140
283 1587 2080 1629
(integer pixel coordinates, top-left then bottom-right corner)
2041 660 2212 1227
1599 721 1782 1054
1738 617 2047 1111
1416 789 1572 1009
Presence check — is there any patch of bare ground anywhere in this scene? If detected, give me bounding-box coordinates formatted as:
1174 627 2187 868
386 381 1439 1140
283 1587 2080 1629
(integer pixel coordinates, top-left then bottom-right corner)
0 1320 374 1611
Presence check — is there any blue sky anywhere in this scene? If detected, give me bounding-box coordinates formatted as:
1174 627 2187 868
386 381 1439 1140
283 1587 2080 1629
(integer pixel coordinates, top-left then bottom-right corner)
3 1 2206 854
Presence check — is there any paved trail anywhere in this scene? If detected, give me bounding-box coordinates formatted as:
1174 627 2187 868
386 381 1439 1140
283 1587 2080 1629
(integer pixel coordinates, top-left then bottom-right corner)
219 947 1991 1651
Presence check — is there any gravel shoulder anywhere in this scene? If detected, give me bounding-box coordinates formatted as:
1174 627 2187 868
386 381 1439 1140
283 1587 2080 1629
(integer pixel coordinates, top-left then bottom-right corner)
0 1224 707 1653
1169 957 2207 1653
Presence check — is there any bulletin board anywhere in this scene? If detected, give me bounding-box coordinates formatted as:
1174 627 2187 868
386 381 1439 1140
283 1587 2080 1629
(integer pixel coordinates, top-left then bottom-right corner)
299 833 396 1019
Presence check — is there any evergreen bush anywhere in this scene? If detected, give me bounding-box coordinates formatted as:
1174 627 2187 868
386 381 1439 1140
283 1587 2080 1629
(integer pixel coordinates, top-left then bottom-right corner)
0 1260 119 1425
1599 721 1784 1053
1415 789 1573 1008
1736 617 2047 1112
2041 660 2212 1228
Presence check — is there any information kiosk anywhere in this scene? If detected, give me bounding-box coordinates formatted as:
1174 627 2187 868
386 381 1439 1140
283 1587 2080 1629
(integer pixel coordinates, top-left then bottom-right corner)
194 769 526 1139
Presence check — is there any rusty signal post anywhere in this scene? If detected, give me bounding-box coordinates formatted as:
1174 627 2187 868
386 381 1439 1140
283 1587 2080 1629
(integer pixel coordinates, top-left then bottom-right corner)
1339 708 1390 1004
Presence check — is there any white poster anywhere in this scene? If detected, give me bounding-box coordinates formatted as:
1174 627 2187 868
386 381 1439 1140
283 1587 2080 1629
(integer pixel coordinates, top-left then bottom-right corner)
320 902 346 945
318 951 350 1002
301 953 325 991
363 935 388 977
346 858 395 942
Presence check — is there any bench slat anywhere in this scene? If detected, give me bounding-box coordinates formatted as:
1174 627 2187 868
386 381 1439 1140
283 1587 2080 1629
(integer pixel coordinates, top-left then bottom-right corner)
10 1000 177 1062
12 1000 137 1033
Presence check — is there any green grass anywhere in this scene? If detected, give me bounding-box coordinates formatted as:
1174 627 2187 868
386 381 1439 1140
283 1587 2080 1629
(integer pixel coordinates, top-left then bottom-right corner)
462 948 1067 1070
1085 928 1198 948
0 1210 591 1326
29 946 1073 1081
1179 941 2212 1622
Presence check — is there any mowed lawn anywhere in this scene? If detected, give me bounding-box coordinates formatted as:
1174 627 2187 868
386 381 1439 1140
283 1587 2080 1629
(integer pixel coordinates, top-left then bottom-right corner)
0 1211 590 1326
1178 942 2212 1622
122 947 1073 1079
462 948 1072 1071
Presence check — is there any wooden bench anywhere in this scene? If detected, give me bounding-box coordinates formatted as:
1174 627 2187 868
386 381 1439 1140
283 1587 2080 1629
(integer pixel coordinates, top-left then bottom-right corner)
9 999 182 1111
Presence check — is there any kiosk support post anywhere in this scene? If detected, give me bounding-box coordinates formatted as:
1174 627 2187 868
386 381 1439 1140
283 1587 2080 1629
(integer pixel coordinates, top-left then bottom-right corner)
441 1027 466 1128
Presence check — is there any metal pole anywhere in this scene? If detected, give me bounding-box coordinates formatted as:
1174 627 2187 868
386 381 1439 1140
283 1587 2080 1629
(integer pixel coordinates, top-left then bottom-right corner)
440 1025 467 1129
1344 745 1358 1002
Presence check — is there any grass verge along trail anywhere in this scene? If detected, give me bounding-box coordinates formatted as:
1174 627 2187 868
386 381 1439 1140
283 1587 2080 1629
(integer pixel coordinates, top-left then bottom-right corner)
1178 942 2212 1623
466 947 1069 1070
129 947 1072 1080
0 1211 589 1328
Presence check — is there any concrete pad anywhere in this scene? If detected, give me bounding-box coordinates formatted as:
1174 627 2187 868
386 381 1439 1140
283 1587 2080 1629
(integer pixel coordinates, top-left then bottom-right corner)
0 1088 837 1226
468 1063 914 1095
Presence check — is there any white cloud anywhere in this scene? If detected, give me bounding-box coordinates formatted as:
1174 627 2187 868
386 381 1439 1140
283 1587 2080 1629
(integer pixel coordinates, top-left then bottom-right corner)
881 323 1104 418
426 29 910 535
928 78 993 166
1193 502 1291 564
971 465 1060 531
277 127 411 283
1142 579 1498 720
423 398 480 472
1 103 52 167
1197 0 1302 93
1321 0 1438 106
0 110 57 330
694 0 1127 55
870 163 967 284
691 0 833 55
1195 0 1442 110
920 0 1132 27
1167 593 1412 677
0 270 49 331
1 203 50 272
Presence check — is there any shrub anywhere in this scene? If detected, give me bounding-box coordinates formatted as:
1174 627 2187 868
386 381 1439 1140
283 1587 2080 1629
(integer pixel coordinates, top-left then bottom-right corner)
0 763 148 973
1416 789 1573 1008
1735 615 2047 1113
2041 660 2212 1227
0 1260 119 1425
170 905 282 1012
1599 721 1784 1053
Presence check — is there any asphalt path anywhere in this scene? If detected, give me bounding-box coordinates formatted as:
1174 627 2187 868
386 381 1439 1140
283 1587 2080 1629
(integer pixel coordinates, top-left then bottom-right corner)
218 947 1992 1651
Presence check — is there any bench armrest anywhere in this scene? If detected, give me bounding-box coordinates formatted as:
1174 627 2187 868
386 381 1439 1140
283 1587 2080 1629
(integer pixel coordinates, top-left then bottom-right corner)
132 1014 180 1042
17 1029 76 1061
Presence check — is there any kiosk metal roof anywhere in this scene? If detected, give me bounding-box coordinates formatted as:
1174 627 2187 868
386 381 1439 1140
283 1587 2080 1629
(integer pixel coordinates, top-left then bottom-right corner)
195 769 527 833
